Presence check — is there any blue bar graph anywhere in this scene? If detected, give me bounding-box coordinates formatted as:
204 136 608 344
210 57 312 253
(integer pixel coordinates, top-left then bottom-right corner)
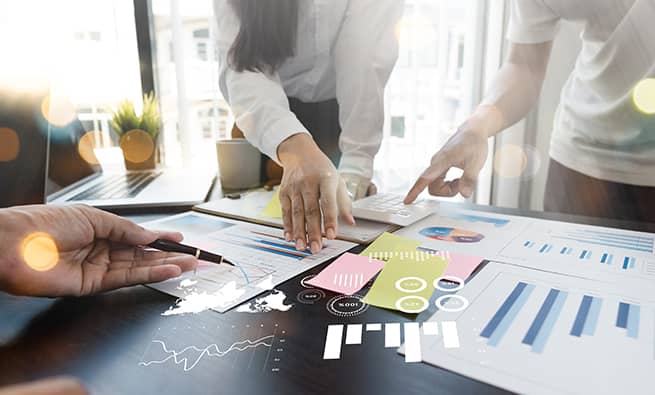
621 257 636 270
627 304 640 338
616 302 630 329
616 302 641 338
523 289 568 353
556 229 653 253
571 295 593 337
582 297 602 336
481 282 535 346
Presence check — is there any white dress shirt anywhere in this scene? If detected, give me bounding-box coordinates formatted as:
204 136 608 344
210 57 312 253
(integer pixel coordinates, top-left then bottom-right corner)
214 0 404 179
508 0 655 186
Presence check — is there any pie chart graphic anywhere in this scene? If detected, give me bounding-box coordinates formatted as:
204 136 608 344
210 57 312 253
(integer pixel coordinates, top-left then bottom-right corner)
419 227 485 243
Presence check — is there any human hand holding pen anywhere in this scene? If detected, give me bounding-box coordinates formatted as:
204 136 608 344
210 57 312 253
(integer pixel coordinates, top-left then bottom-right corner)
0 205 198 297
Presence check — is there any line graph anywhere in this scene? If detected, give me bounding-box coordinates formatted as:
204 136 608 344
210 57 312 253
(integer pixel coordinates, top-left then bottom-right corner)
139 335 275 371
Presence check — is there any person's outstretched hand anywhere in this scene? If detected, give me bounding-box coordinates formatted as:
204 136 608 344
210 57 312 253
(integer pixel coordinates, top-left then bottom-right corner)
404 126 489 203
0 205 198 297
0 377 87 395
278 134 355 253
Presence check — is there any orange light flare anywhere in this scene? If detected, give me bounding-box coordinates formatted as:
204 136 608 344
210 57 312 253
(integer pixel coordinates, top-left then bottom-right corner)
120 129 155 163
0 127 20 162
77 131 102 165
40 94 77 127
21 232 60 272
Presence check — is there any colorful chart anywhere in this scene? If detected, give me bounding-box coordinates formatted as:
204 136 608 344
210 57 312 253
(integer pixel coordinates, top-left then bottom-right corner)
419 227 485 243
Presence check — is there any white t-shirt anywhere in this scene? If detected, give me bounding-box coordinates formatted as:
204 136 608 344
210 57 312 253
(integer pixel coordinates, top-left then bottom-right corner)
508 0 655 186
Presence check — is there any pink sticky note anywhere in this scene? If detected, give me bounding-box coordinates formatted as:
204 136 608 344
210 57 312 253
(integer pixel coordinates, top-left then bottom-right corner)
433 250 485 280
306 253 385 295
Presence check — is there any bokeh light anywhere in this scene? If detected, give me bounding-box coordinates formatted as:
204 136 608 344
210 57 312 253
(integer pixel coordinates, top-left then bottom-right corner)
40 94 77 127
22 232 59 272
493 144 528 179
493 144 543 180
633 78 655 115
0 127 20 162
120 129 155 163
77 131 101 165
394 14 434 45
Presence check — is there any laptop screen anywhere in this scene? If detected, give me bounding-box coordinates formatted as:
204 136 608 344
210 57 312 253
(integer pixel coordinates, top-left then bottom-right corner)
44 96 101 201
0 88 101 206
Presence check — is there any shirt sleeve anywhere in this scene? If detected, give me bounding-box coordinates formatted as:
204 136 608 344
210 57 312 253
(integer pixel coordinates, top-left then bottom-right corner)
333 0 404 179
507 0 561 44
214 0 310 163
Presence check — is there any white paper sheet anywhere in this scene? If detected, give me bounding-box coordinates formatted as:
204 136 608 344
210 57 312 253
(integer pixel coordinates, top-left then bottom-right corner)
194 190 397 243
143 212 356 313
394 208 531 258
402 262 655 395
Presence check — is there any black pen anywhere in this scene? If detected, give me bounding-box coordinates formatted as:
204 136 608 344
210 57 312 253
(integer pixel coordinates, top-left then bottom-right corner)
147 239 235 267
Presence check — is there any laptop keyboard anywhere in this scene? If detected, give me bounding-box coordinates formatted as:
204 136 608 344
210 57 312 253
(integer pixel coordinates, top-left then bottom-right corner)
68 172 162 201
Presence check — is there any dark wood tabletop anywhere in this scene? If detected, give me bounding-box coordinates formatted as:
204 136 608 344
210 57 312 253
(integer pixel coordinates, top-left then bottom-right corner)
1 202 653 395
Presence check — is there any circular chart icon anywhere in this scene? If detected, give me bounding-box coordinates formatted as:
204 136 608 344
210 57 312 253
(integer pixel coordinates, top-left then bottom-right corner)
296 289 325 304
394 277 427 293
419 227 484 243
300 275 317 288
435 294 469 312
395 295 429 314
326 294 369 317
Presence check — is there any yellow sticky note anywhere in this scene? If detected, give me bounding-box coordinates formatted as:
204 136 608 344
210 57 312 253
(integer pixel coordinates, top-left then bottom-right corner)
360 232 422 262
362 254 448 313
260 188 283 219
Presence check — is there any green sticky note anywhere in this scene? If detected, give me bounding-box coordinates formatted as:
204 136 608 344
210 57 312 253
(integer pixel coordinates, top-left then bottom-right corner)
259 188 283 219
362 254 448 314
360 232 422 262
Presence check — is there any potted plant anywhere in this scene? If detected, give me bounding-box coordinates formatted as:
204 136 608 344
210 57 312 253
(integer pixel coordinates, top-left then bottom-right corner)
110 92 161 171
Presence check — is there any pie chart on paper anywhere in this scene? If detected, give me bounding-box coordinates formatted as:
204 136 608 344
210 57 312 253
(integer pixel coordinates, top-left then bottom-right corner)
419 227 485 243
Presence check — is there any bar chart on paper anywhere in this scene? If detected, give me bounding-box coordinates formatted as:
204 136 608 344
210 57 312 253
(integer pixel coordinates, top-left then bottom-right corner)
499 221 655 282
143 212 355 312
418 263 655 395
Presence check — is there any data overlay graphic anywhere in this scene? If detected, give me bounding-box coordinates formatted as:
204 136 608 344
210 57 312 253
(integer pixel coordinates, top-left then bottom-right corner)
323 321 460 363
139 323 285 373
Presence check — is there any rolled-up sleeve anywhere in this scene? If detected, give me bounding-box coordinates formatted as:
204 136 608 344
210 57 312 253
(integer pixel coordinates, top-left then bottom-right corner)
507 0 561 44
214 0 309 162
333 0 404 179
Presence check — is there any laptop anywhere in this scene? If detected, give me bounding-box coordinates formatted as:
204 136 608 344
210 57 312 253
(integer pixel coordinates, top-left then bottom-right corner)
0 88 217 210
45 116 215 211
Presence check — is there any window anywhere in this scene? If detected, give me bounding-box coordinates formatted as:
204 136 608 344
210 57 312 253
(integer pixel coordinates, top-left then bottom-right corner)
0 0 143 158
150 0 229 169
391 116 406 138
376 0 484 198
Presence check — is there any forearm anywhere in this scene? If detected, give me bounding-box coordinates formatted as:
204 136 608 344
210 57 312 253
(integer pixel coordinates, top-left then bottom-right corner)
468 42 553 137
